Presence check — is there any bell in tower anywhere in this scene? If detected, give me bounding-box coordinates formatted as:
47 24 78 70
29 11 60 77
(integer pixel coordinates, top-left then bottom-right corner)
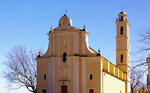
118 11 128 21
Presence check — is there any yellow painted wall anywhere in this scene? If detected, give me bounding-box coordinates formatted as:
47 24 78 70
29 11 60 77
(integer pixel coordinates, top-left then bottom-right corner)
85 57 101 93
37 58 49 93
102 57 126 81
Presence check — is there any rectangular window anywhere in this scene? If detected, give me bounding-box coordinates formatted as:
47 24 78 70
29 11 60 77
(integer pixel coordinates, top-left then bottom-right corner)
42 89 47 93
121 54 123 63
120 26 123 35
121 16 123 21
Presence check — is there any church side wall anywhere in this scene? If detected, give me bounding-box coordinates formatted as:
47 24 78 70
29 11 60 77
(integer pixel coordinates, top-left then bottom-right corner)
103 72 125 93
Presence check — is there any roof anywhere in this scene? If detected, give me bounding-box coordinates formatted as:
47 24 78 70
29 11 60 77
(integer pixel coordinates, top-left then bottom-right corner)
118 11 127 16
59 14 72 26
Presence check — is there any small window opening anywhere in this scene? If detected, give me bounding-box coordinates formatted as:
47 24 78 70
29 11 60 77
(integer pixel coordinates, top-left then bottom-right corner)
121 16 123 21
44 74 46 80
147 75 149 85
121 54 123 63
120 27 123 35
89 74 93 80
42 89 47 93
63 52 67 63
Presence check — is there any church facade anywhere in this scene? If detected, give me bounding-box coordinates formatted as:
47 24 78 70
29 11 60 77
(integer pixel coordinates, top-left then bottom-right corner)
37 11 131 93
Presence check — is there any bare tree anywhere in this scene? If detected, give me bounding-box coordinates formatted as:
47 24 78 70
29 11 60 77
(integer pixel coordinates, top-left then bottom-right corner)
131 69 145 93
129 27 150 93
131 27 150 74
138 28 150 54
3 45 38 93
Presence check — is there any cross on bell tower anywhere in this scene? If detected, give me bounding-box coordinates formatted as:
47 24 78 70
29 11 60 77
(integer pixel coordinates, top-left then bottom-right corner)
65 9 68 15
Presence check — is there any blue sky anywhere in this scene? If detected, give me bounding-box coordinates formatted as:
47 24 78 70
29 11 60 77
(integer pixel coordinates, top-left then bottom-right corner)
0 0 150 92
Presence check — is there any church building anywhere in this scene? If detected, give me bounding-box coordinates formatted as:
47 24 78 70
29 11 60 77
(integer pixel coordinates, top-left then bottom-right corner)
37 11 131 93
147 57 150 91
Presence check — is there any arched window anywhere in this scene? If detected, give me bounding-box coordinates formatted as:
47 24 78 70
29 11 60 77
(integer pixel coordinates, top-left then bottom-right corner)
43 74 46 80
121 54 123 63
120 26 123 35
63 52 67 63
121 16 123 21
89 74 93 80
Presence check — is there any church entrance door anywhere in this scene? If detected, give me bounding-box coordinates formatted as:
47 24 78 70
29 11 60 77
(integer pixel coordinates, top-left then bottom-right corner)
61 85 67 93
89 89 94 93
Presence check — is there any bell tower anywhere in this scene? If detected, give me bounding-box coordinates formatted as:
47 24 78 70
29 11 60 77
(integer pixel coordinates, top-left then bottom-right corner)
116 11 131 93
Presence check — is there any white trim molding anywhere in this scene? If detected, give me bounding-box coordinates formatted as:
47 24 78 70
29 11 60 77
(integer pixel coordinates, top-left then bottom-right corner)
53 34 55 56
58 57 60 80
58 33 60 56
49 34 52 56
82 59 86 93
73 58 79 93
68 32 70 56
68 58 70 79
82 33 86 55
73 32 79 54
48 59 52 93
52 59 55 93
